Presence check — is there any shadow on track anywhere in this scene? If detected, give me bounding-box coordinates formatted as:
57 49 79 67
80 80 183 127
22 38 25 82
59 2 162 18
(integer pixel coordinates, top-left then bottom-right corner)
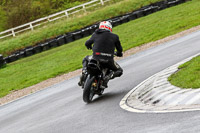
86 90 128 104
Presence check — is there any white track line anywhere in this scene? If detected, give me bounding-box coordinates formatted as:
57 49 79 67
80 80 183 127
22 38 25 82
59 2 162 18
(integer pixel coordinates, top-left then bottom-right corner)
120 53 200 113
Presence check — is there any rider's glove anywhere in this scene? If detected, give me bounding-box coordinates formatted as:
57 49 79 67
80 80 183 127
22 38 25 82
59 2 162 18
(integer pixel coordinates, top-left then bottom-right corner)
87 46 92 50
116 52 123 57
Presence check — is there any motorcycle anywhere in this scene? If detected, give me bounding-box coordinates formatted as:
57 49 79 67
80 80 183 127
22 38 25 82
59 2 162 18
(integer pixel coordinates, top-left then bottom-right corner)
82 58 113 103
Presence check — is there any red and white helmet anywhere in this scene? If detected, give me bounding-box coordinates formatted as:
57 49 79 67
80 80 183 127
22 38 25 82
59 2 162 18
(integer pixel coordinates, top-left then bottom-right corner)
99 21 112 32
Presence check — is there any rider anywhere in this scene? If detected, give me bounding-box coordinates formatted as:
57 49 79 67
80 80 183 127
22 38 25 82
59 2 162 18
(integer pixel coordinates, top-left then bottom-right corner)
78 21 123 88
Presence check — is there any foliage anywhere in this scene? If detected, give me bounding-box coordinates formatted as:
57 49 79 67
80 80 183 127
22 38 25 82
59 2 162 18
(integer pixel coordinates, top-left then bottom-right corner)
0 0 159 56
0 6 7 31
0 0 90 30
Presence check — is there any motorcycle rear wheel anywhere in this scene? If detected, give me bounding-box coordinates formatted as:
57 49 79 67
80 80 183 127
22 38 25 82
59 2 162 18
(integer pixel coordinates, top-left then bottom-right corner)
83 75 95 103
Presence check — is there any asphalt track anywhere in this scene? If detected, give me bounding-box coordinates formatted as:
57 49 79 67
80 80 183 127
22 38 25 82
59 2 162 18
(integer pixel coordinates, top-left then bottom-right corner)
0 30 200 133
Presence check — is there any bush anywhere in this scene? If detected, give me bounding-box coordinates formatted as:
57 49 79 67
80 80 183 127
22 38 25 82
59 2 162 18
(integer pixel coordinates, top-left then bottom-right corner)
5 0 33 28
0 6 6 31
0 0 90 30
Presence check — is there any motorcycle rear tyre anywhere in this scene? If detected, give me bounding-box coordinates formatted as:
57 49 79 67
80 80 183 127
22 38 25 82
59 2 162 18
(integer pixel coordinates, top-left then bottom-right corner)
83 75 95 103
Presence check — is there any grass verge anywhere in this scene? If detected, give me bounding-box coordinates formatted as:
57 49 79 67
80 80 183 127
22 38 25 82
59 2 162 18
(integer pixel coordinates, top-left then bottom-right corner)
168 55 200 89
0 0 159 56
0 0 200 97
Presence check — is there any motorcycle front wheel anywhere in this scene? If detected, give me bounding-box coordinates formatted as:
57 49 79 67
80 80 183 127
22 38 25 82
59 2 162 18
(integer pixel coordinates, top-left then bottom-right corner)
83 75 95 103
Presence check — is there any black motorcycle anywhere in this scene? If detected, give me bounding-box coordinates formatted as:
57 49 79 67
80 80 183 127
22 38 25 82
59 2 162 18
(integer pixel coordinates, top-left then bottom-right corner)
82 58 113 103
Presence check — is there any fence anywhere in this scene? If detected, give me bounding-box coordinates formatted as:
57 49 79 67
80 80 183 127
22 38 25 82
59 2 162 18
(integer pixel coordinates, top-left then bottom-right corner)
0 0 110 40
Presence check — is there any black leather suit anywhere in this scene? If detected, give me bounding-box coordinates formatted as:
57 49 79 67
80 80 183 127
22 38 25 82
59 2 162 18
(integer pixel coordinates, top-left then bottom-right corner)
84 29 123 78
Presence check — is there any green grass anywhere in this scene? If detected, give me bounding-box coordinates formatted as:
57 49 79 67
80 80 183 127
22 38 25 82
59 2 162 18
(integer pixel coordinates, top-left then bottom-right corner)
0 0 92 32
168 56 200 89
0 0 159 56
0 0 200 97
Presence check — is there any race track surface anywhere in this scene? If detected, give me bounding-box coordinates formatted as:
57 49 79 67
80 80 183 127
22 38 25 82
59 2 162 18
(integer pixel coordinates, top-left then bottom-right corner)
0 30 200 133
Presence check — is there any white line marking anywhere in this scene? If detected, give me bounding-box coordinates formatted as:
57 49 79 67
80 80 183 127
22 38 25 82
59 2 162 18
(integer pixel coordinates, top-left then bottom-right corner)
185 92 200 105
120 53 200 113
168 89 200 105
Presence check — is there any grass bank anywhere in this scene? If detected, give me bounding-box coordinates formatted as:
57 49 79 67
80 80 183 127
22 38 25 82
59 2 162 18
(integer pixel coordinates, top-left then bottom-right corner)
0 0 200 97
0 0 159 56
168 55 200 89
0 0 91 31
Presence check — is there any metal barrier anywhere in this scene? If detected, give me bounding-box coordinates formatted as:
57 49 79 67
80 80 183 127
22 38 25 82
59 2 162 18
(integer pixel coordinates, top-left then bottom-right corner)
0 0 109 40
0 54 6 68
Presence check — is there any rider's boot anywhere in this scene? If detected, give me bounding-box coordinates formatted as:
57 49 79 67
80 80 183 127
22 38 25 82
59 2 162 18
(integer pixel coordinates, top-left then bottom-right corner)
78 68 87 87
102 71 114 88
78 75 84 86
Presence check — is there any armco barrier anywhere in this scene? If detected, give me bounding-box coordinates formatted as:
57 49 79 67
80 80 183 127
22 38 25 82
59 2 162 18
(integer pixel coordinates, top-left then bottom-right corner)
3 57 9 63
88 24 98 34
152 1 168 10
2 0 188 64
0 54 5 68
33 45 43 54
120 16 130 24
57 36 66 46
82 28 91 37
72 30 83 40
0 54 3 61
41 42 51 51
16 51 26 59
25 48 34 57
127 13 137 21
49 39 58 48
6 55 17 63
143 6 159 16
112 18 122 27
65 33 74 43
134 10 144 18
